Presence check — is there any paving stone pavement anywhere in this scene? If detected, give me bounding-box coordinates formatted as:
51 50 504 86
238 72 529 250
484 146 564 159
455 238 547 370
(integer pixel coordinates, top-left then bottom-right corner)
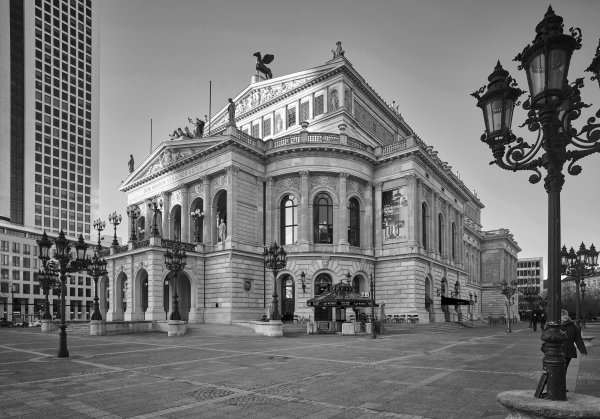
0 322 598 419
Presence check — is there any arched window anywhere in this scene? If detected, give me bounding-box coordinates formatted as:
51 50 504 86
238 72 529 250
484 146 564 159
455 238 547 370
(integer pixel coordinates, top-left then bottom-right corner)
280 195 298 245
313 192 333 244
451 222 457 260
438 213 443 254
348 197 360 247
421 202 428 250
314 273 332 295
352 276 360 293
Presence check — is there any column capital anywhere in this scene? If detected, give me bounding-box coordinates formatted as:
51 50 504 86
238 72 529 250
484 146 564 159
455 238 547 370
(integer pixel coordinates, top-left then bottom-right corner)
375 182 383 191
201 175 210 185
299 170 310 178
267 177 275 187
338 172 349 180
226 165 240 175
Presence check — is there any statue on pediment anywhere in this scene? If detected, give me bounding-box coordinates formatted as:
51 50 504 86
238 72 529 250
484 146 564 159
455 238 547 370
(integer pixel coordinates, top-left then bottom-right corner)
332 41 345 59
188 117 205 138
227 98 236 126
253 52 274 80
128 154 134 173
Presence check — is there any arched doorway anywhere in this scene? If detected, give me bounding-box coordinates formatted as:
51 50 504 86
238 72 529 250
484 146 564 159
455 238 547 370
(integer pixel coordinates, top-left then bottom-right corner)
170 205 181 241
281 275 295 320
313 273 332 321
190 198 204 242
99 274 109 320
164 271 192 321
115 272 127 321
425 276 434 322
135 269 148 319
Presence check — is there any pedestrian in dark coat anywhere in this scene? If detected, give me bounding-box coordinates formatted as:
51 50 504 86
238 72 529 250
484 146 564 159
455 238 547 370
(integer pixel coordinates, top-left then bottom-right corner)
532 313 538 332
540 312 546 330
560 309 587 372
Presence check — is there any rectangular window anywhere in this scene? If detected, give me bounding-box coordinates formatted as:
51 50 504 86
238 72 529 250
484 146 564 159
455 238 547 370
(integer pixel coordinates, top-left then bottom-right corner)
0 241 8 252
300 101 310 122
251 123 260 139
12 242 20 253
314 95 324 116
287 106 296 128
12 256 20 267
262 118 271 137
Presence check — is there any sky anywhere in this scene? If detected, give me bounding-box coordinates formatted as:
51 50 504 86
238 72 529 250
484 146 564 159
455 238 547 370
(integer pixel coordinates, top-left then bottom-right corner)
98 0 600 277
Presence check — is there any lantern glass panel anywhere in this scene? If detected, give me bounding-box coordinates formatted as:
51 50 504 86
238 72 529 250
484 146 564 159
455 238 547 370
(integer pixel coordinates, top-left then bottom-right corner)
485 99 503 134
548 49 566 91
528 52 546 99
504 99 514 132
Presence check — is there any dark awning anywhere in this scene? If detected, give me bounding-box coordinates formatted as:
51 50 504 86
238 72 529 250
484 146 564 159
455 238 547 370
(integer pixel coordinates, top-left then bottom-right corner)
307 281 378 308
441 296 472 306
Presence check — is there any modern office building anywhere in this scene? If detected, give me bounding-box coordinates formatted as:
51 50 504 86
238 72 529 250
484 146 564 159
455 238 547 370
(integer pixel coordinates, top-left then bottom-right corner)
99 45 520 325
0 0 99 322
517 257 544 312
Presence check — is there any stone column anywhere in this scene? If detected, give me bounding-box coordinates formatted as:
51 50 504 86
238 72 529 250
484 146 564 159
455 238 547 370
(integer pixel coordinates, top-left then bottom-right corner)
256 177 265 247
374 183 383 250
415 178 422 249
145 251 166 320
299 172 310 250
362 182 373 253
226 165 239 243
265 177 274 244
161 191 171 240
202 176 210 243
406 174 417 245
144 202 152 239
432 192 439 256
180 185 189 242
337 172 349 246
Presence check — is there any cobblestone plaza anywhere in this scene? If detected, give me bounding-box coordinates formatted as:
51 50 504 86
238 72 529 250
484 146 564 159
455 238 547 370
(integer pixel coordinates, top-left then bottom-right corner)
1 323 598 418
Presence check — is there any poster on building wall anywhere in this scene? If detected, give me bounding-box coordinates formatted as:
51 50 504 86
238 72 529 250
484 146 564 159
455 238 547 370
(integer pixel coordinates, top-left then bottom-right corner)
382 187 408 242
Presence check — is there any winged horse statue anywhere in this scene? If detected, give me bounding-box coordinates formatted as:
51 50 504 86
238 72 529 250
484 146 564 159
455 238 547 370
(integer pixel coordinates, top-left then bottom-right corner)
253 52 275 80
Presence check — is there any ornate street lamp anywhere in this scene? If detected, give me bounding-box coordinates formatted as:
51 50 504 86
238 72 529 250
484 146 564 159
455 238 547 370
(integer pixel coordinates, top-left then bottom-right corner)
164 241 187 321
263 242 287 321
148 197 163 237
472 6 600 400
370 273 377 339
190 208 204 243
561 242 598 326
37 231 89 358
501 279 518 333
300 271 307 293
88 219 108 321
108 211 122 246
126 204 141 241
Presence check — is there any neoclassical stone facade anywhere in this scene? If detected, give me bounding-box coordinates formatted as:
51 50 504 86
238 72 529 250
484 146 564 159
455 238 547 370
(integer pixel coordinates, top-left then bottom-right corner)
101 48 520 324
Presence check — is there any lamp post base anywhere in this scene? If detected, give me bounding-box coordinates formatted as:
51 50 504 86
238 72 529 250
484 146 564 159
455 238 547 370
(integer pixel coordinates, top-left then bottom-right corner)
91 297 102 321
57 323 69 358
541 322 568 401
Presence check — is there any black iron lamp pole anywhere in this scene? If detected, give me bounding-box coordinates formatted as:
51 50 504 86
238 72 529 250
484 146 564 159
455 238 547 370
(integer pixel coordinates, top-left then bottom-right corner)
126 204 141 242
560 243 598 326
472 7 600 400
37 264 59 320
164 241 187 321
88 219 108 321
580 280 587 326
148 197 163 237
370 273 376 339
108 212 122 246
263 242 287 321
37 231 89 358
190 208 204 243
501 279 518 333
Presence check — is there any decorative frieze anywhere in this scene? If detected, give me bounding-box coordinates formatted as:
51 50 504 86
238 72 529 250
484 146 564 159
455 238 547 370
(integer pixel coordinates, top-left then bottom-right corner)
277 176 301 193
147 148 196 175
346 179 363 196
170 189 182 207
211 173 228 191
310 176 337 190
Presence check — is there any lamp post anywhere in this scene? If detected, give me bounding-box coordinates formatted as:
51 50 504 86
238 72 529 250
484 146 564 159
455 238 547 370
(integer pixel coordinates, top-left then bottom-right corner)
148 197 163 237
88 219 108 321
10 284 16 322
108 212 122 246
164 241 187 321
469 292 478 321
263 242 287 321
37 231 88 358
560 242 598 326
126 204 141 242
472 6 600 400
501 279 518 333
580 280 587 327
190 208 204 243
370 273 376 339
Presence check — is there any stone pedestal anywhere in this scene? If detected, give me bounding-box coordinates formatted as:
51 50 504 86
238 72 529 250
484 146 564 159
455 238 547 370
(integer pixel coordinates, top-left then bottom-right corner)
497 390 600 418
254 320 283 337
89 320 106 336
41 319 57 333
167 320 186 336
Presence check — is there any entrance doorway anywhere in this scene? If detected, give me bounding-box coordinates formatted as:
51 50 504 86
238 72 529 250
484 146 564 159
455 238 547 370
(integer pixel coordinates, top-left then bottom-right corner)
313 273 332 321
281 275 295 320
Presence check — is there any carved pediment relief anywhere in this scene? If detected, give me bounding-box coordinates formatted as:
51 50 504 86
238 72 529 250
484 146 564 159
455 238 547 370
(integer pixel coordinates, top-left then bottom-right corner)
146 148 195 176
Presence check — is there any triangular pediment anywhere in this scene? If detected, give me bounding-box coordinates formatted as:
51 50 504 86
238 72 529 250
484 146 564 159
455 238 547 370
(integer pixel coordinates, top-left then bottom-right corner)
120 136 225 191
210 59 348 131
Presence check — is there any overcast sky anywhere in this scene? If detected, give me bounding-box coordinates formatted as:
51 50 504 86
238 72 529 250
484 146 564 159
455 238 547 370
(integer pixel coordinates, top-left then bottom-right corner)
98 0 600 277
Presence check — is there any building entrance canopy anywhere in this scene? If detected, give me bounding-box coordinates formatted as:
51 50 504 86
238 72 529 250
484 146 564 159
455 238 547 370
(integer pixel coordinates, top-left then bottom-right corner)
441 296 472 306
307 280 378 308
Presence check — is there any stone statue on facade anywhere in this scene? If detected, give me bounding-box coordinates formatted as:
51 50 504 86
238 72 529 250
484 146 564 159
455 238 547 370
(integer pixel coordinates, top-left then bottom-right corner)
332 41 345 59
128 154 134 173
188 117 205 138
227 98 236 127
218 218 227 242
253 52 274 80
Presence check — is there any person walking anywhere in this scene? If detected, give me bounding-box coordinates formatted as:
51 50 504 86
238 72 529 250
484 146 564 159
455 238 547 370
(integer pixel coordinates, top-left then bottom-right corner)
540 312 546 330
532 313 538 332
560 309 587 373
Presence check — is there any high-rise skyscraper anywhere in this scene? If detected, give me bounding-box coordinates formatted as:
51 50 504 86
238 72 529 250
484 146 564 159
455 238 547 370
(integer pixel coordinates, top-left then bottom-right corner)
0 0 99 323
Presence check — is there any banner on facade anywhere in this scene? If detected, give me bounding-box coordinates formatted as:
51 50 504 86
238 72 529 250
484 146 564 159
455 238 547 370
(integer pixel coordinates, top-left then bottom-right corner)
382 187 408 242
